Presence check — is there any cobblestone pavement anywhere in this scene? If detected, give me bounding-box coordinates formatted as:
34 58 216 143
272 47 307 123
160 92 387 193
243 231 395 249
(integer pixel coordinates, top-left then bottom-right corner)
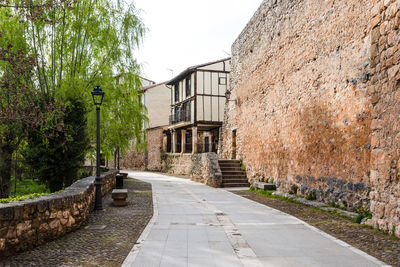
1 178 153 267
235 190 400 267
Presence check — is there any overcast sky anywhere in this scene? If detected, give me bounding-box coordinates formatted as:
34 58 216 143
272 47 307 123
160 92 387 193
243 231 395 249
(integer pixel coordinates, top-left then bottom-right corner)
133 0 263 83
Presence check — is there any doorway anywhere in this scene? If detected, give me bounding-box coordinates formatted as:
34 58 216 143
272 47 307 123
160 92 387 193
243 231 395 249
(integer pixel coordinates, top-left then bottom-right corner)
205 136 210 152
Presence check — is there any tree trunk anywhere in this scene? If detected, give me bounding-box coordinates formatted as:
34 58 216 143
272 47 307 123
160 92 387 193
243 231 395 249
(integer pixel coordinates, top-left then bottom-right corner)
0 143 13 198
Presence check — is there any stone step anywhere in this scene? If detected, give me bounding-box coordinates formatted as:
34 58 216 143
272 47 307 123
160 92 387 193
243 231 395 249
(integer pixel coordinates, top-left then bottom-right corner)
222 183 250 188
219 164 241 168
218 160 241 163
222 174 247 180
220 168 243 173
220 171 245 175
220 167 241 171
219 160 240 163
222 179 249 184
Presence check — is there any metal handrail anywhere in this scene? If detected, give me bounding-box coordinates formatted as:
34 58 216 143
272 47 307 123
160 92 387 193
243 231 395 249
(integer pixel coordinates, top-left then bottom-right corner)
169 109 191 125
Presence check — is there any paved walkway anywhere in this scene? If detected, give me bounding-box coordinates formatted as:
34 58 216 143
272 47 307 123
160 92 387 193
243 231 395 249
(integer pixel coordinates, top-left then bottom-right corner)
122 171 389 267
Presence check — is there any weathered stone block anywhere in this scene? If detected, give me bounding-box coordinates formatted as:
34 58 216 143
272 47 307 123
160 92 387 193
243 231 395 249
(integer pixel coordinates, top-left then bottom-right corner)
254 182 277 190
112 189 128 206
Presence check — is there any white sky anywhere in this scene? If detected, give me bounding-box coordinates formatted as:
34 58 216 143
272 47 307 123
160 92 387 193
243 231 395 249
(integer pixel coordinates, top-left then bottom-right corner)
133 0 263 83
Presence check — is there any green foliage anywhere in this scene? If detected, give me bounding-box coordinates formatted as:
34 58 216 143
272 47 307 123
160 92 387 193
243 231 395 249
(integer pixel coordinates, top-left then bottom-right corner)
289 184 298 195
1 0 146 196
305 191 317 201
249 188 301 204
354 208 372 224
11 178 49 196
0 192 50 203
24 97 89 192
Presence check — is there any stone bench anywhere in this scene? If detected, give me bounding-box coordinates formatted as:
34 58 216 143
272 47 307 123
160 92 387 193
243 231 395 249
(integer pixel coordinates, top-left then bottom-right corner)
112 189 128 206
254 182 276 190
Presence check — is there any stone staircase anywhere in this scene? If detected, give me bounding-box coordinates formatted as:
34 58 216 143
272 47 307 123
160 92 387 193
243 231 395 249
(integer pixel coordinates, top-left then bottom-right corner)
218 159 250 188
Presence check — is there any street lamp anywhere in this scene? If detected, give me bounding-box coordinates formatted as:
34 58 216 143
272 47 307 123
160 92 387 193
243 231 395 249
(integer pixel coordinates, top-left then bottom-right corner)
91 85 105 210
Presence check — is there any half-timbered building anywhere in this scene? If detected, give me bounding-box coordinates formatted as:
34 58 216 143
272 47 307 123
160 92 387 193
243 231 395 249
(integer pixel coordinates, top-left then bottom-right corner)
165 58 231 154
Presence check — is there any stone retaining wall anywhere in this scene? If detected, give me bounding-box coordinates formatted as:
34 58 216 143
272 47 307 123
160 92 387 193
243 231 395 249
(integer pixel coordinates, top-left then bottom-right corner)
166 153 222 187
0 170 117 257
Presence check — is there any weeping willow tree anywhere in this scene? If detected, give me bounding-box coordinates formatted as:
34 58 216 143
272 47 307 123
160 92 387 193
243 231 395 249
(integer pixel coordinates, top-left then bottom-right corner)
0 0 147 194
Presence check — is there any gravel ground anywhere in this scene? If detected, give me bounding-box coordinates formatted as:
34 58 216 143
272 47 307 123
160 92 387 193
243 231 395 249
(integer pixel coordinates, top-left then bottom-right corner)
235 190 400 267
1 178 153 267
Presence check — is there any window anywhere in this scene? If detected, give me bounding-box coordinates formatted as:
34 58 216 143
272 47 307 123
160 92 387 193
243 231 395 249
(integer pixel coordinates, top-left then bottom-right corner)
186 76 191 97
219 77 227 85
174 83 179 102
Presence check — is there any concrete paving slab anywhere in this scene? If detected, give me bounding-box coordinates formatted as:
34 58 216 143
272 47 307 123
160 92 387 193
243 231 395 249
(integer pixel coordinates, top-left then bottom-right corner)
122 171 389 267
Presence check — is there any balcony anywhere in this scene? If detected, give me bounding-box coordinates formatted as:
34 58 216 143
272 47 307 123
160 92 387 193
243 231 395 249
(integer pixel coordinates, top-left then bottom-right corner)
169 109 191 125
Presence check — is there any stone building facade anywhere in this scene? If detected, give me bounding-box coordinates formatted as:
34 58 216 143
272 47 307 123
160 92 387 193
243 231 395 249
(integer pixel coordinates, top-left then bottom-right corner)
222 0 400 235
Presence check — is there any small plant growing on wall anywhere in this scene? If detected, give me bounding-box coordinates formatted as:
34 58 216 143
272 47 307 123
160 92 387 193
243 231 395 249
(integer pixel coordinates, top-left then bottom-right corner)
354 207 372 224
305 191 317 201
289 184 298 195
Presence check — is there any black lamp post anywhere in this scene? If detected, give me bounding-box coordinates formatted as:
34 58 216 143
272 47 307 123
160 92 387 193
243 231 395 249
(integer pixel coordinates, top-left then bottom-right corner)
91 85 105 210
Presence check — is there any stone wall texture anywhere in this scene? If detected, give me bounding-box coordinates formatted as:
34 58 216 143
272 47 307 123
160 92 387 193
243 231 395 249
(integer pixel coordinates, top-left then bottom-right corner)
166 153 222 187
113 128 164 171
145 127 164 171
368 0 400 235
0 170 117 257
116 144 145 170
222 0 400 235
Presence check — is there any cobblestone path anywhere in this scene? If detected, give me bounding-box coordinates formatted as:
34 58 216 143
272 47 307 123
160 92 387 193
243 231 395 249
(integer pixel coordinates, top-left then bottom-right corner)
1 178 153 267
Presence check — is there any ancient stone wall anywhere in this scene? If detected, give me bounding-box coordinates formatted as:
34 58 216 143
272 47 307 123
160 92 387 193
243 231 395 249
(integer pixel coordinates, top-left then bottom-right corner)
223 0 399 234
368 0 400 234
0 170 117 256
145 127 164 171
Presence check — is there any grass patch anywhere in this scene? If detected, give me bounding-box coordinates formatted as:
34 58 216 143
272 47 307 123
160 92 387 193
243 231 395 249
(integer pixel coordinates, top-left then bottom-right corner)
11 178 50 196
2 178 56 203
311 220 335 226
249 187 301 204
248 188 356 221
